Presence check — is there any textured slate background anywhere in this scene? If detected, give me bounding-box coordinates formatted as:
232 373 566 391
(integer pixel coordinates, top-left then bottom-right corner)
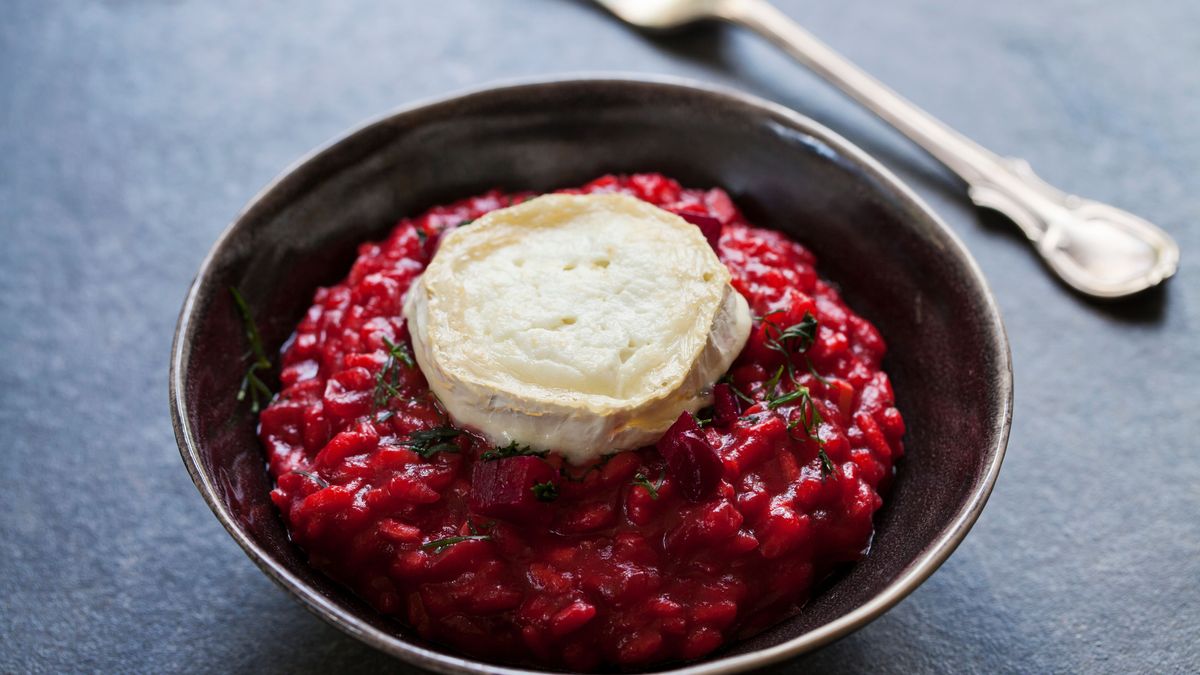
2 1 1197 672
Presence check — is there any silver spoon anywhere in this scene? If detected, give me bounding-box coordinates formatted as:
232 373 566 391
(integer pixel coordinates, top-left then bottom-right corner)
595 0 1180 298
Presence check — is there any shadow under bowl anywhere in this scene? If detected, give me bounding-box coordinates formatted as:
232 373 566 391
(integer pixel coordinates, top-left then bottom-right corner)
170 75 1011 674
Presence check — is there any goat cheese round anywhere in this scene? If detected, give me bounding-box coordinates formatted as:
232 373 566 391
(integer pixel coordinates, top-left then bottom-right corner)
403 193 752 464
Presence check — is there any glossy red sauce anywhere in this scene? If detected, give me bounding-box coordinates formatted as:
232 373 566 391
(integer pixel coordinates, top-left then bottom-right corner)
261 174 905 670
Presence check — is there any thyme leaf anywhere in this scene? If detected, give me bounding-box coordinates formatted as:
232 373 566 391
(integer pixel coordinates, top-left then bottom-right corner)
293 470 329 489
806 399 825 437
752 310 837 480
531 481 559 502
767 388 807 410
764 365 785 396
762 311 819 380
420 534 491 554
783 388 825 440
385 336 415 368
763 312 818 355
399 426 462 458
806 356 831 385
632 470 666 500
777 388 837 480
482 440 548 462
230 287 273 413
373 336 414 410
818 448 837 478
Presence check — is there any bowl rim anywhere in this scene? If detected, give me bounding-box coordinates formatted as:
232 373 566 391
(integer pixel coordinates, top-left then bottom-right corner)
169 73 1012 675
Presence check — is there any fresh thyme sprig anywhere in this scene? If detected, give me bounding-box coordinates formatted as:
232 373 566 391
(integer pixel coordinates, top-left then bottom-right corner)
763 311 818 357
293 470 329 489
632 469 666 500
761 311 820 382
817 448 836 478
422 519 494 553
783 388 823 439
399 426 462 458
421 534 492 554
481 440 548 461
767 388 807 410
387 336 414 368
230 287 273 413
372 336 414 411
779 387 838 479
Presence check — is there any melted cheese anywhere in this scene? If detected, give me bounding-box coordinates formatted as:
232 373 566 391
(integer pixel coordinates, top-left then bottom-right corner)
403 193 751 464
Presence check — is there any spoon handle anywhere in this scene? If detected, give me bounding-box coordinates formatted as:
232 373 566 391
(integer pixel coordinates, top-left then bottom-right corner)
718 0 1179 298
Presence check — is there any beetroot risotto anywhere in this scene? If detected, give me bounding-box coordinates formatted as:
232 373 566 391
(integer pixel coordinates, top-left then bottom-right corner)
258 174 905 670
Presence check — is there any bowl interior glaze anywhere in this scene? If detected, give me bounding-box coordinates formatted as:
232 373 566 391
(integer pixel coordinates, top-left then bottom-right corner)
170 76 1010 675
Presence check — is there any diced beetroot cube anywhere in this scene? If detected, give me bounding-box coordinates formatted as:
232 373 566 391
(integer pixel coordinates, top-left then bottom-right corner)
712 383 739 427
656 412 723 502
469 456 559 523
674 211 723 250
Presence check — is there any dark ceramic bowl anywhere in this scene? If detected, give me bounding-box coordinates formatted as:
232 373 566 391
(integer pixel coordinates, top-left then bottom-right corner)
170 75 1011 674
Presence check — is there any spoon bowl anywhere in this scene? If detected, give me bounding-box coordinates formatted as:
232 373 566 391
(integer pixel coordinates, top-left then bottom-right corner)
592 0 729 30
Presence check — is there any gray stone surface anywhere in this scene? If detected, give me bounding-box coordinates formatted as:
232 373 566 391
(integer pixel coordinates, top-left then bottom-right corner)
1 0 1196 673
